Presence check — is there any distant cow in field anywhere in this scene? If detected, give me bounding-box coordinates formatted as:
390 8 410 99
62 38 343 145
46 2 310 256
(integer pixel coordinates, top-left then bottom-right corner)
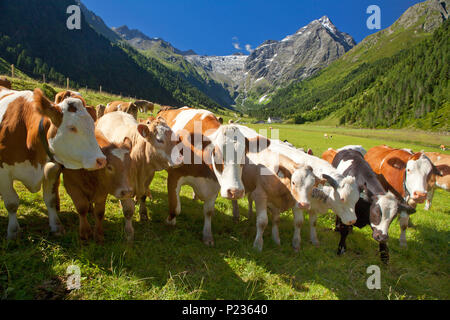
104 101 138 120
96 104 106 119
424 152 450 210
365 145 443 247
134 100 154 114
323 147 415 263
0 77 11 89
0 87 106 239
96 112 183 240
63 132 133 243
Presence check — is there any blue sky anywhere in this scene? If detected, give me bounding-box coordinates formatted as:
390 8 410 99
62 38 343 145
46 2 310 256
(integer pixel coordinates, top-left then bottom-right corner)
82 0 424 56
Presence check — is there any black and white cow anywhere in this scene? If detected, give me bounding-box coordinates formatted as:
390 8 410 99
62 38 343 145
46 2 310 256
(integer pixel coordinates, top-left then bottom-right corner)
331 149 415 263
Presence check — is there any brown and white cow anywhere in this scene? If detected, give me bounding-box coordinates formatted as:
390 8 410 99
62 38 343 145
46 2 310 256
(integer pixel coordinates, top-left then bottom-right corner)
104 101 138 120
63 132 133 243
95 111 183 240
424 152 450 210
365 145 443 247
96 104 106 119
55 90 84 105
0 77 11 89
158 107 269 246
0 87 106 239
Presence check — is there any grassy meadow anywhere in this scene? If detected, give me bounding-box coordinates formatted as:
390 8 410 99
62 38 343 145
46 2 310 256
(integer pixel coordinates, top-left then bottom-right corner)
0 77 449 300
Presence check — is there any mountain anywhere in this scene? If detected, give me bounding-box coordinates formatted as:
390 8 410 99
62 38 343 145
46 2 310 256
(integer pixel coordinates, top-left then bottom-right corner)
113 25 196 56
254 0 449 131
185 54 248 101
238 16 356 103
112 25 236 107
77 0 121 42
0 0 223 110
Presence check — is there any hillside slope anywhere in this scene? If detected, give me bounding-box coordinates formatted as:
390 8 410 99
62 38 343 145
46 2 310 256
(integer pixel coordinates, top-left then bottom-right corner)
0 0 222 110
257 0 449 130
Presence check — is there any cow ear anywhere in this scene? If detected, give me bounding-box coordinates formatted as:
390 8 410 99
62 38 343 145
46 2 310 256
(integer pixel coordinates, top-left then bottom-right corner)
435 164 448 177
85 106 97 122
399 202 416 215
387 158 406 170
122 137 133 152
277 165 292 182
137 124 151 139
55 91 70 104
34 88 63 127
245 136 271 153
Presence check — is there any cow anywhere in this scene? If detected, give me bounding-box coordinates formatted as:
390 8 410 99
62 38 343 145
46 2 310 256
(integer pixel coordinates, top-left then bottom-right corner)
0 77 11 89
95 111 183 241
62 132 133 243
0 87 106 239
323 148 415 263
55 90 83 105
424 152 450 210
104 101 138 120
365 145 443 247
157 107 269 246
96 104 106 119
134 100 154 114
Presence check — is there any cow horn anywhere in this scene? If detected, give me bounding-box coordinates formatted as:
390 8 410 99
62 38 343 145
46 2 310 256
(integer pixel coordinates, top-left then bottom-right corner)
322 174 339 190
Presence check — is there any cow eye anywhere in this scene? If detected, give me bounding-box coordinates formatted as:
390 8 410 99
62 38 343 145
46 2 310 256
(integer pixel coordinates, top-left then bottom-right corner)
106 165 114 172
69 126 77 133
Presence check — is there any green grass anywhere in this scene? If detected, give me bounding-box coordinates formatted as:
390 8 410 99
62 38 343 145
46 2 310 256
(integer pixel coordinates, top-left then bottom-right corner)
0 122 449 300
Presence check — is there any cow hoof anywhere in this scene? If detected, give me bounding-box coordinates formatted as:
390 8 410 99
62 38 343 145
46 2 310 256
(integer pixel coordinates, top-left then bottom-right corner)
311 240 320 247
233 216 240 224
140 214 148 222
94 233 105 245
203 237 214 247
380 254 389 264
165 217 176 226
7 227 21 240
337 247 346 255
272 237 281 246
253 240 263 252
51 224 66 237
399 240 407 248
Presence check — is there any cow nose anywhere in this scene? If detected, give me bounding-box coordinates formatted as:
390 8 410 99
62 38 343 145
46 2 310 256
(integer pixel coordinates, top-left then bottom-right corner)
119 189 133 199
227 189 245 200
95 157 107 169
413 191 427 199
298 202 310 210
345 219 357 226
373 230 389 243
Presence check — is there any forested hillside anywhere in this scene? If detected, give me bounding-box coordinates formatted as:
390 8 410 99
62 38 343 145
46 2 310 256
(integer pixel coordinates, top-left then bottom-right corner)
0 0 222 110
248 0 449 131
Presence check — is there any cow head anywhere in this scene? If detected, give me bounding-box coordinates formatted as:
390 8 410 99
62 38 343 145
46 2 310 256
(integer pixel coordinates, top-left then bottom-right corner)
137 116 183 170
369 192 415 243
404 154 443 205
322 175 358 225
284 165 320 210
101 137 134 200
208 125 270 200
34 89 106 170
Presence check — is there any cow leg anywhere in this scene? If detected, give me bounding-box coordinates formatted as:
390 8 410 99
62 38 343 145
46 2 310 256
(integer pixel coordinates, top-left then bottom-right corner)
399 211 409 248
0 173 20 240
292 207 304 252
72 197 92 241
424 188 434 211
379 243 389 264
247 193 254 221
232 200 240 223
43 162 64 235
139 195 148 221
309 212 319 247
271 207 281 246
202 196 216 246
253 193 268 252
121 198 135 242
93 199 106 244
337 218 350 255
166 173 182 226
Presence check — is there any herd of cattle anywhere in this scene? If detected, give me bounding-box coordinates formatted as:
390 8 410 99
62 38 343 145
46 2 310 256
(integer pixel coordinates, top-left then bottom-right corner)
0 85 448 264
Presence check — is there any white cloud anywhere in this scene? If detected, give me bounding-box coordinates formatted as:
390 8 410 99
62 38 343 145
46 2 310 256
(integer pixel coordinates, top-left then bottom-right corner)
232 37 242 50
245 44 253 53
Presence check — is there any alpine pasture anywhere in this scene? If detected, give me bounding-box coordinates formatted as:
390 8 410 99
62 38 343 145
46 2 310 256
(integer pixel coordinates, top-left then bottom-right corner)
0 77 449 300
